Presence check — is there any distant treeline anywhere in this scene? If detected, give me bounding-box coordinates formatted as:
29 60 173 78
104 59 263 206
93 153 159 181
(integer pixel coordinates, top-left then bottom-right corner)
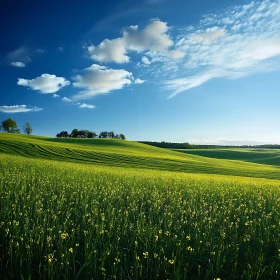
139 141 280 149
56 129 125 139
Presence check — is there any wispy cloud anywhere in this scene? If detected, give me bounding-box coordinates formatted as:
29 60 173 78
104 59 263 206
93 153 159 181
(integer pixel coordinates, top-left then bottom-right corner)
0 105 43 113
188 137 277 146
10 62 25 68
164 0 280 97
17 74 70 93
72 64 133 100
6 47 31 64
79 103 95 109
6 46 44 66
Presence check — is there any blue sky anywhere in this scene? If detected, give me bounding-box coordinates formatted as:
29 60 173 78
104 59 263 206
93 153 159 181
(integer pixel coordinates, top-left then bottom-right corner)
1 0 280 144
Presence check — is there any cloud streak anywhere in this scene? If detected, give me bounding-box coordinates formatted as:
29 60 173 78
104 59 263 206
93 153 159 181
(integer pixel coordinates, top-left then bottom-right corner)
0 105 43 113
10 62 25 68
157 0 280 98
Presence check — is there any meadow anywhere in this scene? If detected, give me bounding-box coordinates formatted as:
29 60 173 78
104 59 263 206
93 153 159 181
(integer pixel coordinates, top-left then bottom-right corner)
1 133 280 279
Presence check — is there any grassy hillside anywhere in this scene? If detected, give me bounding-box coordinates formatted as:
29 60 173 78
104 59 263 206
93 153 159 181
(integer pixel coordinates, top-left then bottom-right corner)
1 133 280 279
175 148 280 166
0 133 280 180
1 153 280 279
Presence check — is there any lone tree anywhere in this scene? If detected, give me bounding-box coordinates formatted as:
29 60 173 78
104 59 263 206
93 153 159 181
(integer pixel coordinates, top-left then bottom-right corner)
23 122 32 135
119 134 126 140
0 118 20 133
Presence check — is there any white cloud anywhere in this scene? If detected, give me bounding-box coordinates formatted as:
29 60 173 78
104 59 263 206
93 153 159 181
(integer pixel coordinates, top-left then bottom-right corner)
52 94 60 98
17 74 70 93
164 0 280 98
62 97 72 102
166 69 227 99
87 19 184 64
0 105 43 113
142 56 151 64
123 20 173 53
10 62 25 67
188 27 225 44
72 64 133 99
135 78 145 84
88 38 129 63
79 103 95 109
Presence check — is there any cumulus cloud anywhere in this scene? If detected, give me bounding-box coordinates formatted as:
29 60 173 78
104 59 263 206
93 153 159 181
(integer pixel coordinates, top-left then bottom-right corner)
87 19 184 64
88 38 129 63
142 56 151 64
17 74 70 93
123 20 173 53
62 97 72 102
10 62 25 67
79 103 95 109
0 105 43 113
164 0 280 98
72 64 133 100
135 78 145 84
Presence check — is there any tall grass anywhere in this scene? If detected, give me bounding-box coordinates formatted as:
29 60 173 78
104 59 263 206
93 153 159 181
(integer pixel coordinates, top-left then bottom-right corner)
1 154 280 279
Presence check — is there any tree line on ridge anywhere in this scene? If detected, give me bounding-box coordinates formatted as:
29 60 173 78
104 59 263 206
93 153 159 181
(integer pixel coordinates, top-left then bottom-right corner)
56 129 126 139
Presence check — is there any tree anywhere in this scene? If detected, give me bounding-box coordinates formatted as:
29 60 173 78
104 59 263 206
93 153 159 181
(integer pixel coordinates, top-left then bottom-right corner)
1 118 20 133
99 131 108 138
56 131 69 138
108 131 115 138
23 122 32 135
87 131 97 138
119 134 126 140
71 129 79 137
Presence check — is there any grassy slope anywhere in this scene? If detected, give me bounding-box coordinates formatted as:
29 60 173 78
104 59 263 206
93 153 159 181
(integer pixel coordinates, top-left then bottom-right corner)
175 148 280 166
0 133 280 180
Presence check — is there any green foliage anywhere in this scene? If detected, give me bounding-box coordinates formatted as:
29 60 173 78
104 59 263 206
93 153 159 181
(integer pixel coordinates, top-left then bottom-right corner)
56 131 69 138
0 118 20 133
23 122 32 135
140 141 192 149
56 129 124 139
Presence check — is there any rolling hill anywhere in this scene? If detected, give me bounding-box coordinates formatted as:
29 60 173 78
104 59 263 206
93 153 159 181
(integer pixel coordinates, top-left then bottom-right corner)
0 133 280 180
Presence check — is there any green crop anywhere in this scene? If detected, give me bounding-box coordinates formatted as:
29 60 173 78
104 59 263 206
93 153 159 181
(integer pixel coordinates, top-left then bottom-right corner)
1 134 280 279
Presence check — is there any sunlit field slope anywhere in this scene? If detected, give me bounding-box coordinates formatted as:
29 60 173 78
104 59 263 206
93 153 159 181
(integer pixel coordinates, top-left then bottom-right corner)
175 148 280 167
0 133 280 180
1 153 280 279
1 133 280 279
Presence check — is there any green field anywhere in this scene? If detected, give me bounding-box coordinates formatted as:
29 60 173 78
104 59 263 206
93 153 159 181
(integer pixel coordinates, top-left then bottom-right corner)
175 148 280 167
1 133 280 279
